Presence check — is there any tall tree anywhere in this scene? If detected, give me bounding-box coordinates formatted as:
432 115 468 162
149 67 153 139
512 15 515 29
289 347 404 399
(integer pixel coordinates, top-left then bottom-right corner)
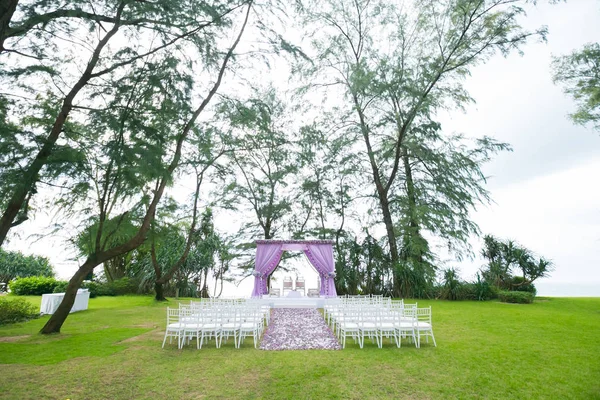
0 248 54 287
0 0 244 247
152 141 226 302
220 89 297 241
39 2 254 334
299 0 547 296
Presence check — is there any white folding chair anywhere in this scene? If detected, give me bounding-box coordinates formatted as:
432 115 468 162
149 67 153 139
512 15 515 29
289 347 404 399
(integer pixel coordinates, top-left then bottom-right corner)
162 307 183 349
339 307 362 348
283 276 293 296
220 307 240 348
295 277 305 296
198 308 222 349
237 305 262 348
397 306 417 348
359 306 380 348
415 306 436 348
378 307 399 348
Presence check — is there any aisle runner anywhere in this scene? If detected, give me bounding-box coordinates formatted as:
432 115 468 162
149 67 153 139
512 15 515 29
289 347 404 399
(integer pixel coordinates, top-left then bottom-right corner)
260 308 341 350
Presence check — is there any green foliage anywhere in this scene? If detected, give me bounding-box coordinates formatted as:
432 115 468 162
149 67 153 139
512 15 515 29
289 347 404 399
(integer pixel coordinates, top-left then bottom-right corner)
472 273 498 301
51 281 68 294
441 268 462 300
218 88 296 240
552 42 600 130
0 249 54 286
510 276 537 295
109 277 138 296
53 277 138 298
480 235 552 292
498 290 535 304
9 276 60 295
334 234 391 296
81 281 113 298
0 297 39 326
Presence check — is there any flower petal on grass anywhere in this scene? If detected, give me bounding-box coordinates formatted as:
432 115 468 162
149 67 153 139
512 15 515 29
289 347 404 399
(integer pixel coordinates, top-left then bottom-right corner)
260 308 341 351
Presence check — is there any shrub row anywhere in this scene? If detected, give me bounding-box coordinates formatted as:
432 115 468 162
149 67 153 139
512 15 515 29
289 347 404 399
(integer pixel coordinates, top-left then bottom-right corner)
10 276 139 297
498 290 535 304
434 282 498 301
9 276 62 295
55 278 138 298
0 297 39 325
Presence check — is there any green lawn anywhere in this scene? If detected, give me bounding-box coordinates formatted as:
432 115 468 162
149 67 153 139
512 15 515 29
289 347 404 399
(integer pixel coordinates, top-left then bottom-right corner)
1 296 599 400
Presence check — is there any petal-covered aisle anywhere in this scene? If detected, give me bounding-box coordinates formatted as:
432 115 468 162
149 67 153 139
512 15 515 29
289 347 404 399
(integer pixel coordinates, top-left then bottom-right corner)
259 308 341 350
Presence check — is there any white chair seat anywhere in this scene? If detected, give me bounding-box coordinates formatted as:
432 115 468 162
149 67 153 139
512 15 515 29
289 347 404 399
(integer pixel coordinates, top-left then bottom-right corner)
360 322 377 329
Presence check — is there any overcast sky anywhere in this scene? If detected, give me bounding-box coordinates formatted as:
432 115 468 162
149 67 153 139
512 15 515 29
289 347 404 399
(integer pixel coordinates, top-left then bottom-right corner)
4 0 599 297
439 0 600 295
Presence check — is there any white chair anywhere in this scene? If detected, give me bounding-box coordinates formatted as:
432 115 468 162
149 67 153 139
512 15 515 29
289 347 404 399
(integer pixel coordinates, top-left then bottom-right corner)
220 307 240 348
359 307 380 348
162 307 183 349
378 307 399 348
415 306 436 348
295 277 305 296
396 306 417 348
269 288 281 297
198 308 222 349
237 305 262 348
307 288 319 298
339 307 362 348
282 276 293 296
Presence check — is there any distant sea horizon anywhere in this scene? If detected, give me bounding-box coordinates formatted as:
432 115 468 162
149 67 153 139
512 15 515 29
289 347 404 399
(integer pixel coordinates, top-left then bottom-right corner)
535 282 600 297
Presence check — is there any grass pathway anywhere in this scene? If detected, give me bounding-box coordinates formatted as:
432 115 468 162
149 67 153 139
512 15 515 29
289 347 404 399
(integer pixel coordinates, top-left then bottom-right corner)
259 308 341 350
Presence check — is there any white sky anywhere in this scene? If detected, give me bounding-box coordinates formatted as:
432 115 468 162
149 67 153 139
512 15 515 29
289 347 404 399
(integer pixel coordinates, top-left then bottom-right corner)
4 0 600 297
438 0 600 295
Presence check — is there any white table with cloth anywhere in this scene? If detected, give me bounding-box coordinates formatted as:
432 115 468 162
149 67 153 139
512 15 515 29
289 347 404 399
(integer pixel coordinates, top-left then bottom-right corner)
286 290 302 298
40 289 90 315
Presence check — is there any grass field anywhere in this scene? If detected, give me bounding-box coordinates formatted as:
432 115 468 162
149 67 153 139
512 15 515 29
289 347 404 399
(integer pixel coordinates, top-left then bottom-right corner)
0 296 598 399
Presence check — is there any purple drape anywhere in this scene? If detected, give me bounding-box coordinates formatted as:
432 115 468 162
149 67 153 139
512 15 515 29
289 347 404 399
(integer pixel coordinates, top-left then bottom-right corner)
304 244 337 297
251 243 284 297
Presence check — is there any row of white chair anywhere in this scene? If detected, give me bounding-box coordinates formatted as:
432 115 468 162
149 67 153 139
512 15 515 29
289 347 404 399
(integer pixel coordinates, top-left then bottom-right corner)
162 300 270 349
324 298 436 349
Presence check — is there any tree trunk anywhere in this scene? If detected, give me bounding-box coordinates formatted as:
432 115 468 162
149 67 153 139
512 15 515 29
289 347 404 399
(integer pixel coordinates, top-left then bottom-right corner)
40 257 96 334
154 282 166 302
0 0 19 53
374 181 401 296
402 151 423 265
351 92 401 295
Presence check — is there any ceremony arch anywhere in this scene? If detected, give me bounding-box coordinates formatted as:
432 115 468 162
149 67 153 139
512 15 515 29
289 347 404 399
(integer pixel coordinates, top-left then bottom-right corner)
251 239 337 298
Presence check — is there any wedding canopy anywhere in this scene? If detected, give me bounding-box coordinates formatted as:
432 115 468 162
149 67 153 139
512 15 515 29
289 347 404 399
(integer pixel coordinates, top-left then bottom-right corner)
251 239 337 298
